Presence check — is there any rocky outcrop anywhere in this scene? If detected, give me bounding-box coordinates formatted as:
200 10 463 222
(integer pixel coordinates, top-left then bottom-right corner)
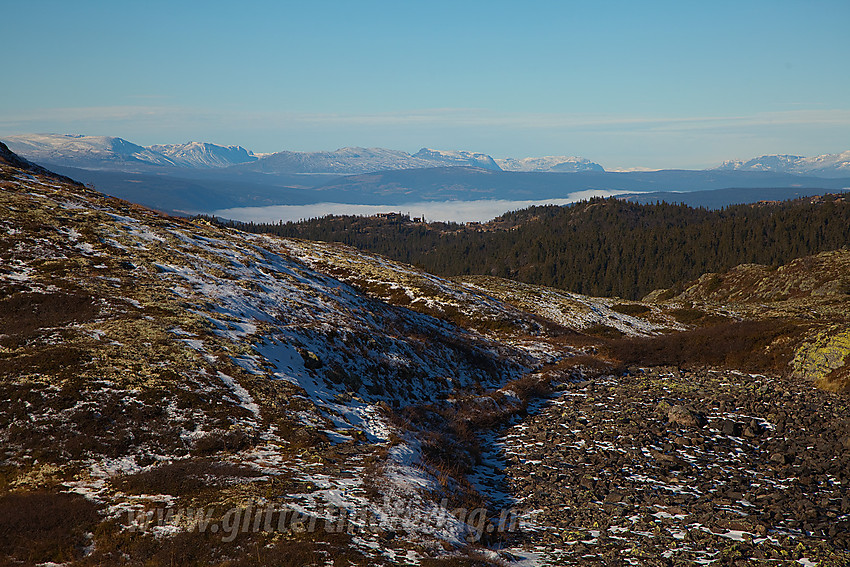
792 326 850 390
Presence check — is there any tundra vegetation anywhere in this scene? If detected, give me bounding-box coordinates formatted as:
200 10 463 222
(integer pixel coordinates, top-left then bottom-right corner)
1 143 849 565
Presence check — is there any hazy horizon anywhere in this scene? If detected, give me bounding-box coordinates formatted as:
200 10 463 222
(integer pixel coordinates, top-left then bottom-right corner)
2 1 848 170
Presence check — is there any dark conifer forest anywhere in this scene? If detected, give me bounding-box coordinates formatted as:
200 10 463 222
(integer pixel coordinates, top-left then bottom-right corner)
213 194 850 299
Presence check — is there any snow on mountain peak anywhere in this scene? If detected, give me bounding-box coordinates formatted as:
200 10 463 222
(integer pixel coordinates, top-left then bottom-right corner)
2 134 609 174
0 134 260 170
1 133 175 168
148 141 257 168
412 148 501 170
495 155 605 173
7 132 845 179
240 146 505 174
712 151 850 178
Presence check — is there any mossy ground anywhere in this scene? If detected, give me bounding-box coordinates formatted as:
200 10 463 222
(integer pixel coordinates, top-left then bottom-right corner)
2 153 849 564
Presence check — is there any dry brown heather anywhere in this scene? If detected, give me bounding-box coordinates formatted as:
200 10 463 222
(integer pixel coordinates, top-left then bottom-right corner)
0 146 556 564
0 155 378 564
1 143 849 565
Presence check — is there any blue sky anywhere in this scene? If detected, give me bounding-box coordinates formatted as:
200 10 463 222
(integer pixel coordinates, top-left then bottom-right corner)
2 0 849 169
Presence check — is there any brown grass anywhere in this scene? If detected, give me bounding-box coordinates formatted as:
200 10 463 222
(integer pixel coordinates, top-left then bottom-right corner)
0 383 198 464
549 354 615 375
192 428 258 456
0 491 101 565
274 419 330 452
0 291 96 344
611 303 651 316
0 345 89 379
583 323 625 339
668 307 729 326
114 459 261 496
605 319 805 373
821 363 850 392
503 373 554 404
86 519 367 567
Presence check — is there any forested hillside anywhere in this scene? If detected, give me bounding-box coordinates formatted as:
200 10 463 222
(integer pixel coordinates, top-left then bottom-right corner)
216 194 850 299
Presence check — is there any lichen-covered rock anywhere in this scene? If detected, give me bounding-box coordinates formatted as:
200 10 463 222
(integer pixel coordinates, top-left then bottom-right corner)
667 404 706 427
791 326 850 389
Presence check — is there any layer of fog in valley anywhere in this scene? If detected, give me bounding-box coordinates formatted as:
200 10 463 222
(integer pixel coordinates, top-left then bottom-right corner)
212 189 632 223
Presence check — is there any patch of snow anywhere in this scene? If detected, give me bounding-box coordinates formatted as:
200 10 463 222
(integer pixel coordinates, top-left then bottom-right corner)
217 371 261 418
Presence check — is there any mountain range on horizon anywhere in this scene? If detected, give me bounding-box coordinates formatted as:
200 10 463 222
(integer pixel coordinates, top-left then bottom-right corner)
5 132 850 178
714 151 850 178
3 133 850 218
1 133 599 174
2 141 850 565
1 133 258 170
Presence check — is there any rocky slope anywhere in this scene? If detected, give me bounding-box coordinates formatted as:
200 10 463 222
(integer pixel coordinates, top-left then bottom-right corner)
1 143 625 565
1 142 849 565
0 143 542 565
497 368 850 565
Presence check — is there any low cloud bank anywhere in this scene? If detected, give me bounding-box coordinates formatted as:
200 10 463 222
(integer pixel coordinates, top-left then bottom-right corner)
213 189 632 224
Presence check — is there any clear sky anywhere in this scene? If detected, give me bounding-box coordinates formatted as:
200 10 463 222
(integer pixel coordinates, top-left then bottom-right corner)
2 0 848 169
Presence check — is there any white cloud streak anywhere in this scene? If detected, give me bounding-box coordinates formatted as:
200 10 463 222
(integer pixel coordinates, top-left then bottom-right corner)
3 105 850 134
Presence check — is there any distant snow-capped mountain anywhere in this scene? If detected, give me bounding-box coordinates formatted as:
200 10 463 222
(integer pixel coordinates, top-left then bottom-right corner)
713 151 850 178
1 134 257 170
239 147 435 174
412 148 501 170
495 155 605 173
2 133 175 169
149 141 257 168
237 146 502 174
2 133 608 175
